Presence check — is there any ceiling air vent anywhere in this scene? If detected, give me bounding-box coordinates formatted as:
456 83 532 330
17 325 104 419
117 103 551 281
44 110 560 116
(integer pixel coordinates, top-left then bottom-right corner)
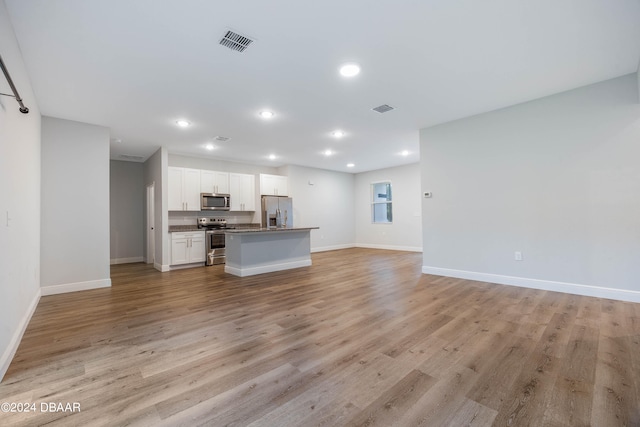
372 104 395 113
219 30 254 53
214 136 231 142
119 154 144 162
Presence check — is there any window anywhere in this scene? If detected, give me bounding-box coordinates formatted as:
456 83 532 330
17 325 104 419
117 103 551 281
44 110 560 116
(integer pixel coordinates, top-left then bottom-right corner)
371 182 392 223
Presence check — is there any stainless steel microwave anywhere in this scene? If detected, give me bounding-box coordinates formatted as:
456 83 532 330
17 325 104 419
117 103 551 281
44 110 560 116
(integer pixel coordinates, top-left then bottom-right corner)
200 193 230 211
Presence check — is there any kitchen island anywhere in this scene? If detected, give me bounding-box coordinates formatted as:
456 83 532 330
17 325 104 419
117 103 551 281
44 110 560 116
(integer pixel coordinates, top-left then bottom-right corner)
224 227 318 277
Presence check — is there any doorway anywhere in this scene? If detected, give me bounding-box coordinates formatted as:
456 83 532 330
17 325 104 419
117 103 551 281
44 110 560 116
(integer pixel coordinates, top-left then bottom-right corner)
146 183 155 264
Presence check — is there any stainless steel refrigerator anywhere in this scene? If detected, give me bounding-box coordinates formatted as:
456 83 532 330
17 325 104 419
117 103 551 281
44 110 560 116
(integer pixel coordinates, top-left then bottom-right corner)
261 196 293 228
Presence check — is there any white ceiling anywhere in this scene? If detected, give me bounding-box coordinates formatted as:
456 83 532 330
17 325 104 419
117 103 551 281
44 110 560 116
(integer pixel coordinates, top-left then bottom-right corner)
5 0 640 173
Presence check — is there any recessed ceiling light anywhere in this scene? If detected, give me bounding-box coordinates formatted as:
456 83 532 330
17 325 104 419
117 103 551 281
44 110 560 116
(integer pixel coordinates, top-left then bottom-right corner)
339 62 360 77
331 130 345 138
401 150 409 156
324 149 333 156
259 110 275 119
268 154 277 160
347 163 355 168
176 119 190 128
205 144 214 150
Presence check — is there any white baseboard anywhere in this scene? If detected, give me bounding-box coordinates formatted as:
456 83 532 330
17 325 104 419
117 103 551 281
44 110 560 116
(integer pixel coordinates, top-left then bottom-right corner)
422 266 640 303
110 256 144 265
41 278 111 296
311 243 355 253
169 262 205 270
154 263 170 272
225 259 312 277
0 288 41 382
356 243 423 252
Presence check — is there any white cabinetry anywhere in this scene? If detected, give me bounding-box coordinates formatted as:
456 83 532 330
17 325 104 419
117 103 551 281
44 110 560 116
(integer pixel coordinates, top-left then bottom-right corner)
229 173 256 211
200 170 229 194
168 167 201 211
260 174 289 196
171 231 205 265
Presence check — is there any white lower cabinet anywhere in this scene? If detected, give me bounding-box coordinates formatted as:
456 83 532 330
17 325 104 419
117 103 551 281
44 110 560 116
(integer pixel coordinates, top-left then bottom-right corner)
171 231 205 265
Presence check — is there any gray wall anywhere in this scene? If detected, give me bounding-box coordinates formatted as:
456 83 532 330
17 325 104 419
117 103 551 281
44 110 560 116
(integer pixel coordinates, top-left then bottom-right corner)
0 0 42 381
355 163 422 251
420 74 640 302
41 117 111 293
169 154 279 175
110 160 144 263
280 165 355 251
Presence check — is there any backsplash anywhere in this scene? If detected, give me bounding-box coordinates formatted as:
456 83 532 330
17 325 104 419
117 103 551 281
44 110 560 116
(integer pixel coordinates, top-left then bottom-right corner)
168 211 257 226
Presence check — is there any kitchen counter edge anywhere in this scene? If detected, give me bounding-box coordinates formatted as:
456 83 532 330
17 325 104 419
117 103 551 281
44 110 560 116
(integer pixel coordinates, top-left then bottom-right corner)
224 227 319 234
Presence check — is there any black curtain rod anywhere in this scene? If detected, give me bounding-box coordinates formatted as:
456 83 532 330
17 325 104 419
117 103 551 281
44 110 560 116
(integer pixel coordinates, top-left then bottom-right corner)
0 54 29 114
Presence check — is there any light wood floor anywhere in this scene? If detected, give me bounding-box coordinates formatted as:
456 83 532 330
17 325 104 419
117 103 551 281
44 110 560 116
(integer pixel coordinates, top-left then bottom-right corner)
1 248 639 426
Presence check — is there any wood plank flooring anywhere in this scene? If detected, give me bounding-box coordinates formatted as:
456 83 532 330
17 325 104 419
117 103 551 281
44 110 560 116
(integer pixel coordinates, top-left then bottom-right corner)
0 248 639 426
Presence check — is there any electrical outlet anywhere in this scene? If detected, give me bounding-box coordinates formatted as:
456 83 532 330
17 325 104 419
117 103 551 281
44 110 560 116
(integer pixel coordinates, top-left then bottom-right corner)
423 191 432 198
514 251 523 261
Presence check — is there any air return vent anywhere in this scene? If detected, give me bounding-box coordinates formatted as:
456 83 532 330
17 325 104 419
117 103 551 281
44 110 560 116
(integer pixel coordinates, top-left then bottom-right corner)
372 104 395 113
219 30 254 52
214 136 231 142
119 154 144 162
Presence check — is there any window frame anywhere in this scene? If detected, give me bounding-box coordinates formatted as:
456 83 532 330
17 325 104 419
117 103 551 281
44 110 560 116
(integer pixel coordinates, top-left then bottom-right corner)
371 181 393 224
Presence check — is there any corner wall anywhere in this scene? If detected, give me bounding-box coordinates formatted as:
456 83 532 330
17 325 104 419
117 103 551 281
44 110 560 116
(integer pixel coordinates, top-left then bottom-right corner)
41 117 111 295
355 163 422 251
280 165 355 252
0 0 42 381
420 74 640 302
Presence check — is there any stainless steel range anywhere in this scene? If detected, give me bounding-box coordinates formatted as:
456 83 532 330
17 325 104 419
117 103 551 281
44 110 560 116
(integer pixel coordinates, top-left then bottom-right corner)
197 217 232 266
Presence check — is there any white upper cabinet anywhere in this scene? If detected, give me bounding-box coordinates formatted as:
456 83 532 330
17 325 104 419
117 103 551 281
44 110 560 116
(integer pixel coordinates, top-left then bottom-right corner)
229 173 256 211
168 167 201 211
260 174 288 196
168 167 184 211
200 170 229 194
